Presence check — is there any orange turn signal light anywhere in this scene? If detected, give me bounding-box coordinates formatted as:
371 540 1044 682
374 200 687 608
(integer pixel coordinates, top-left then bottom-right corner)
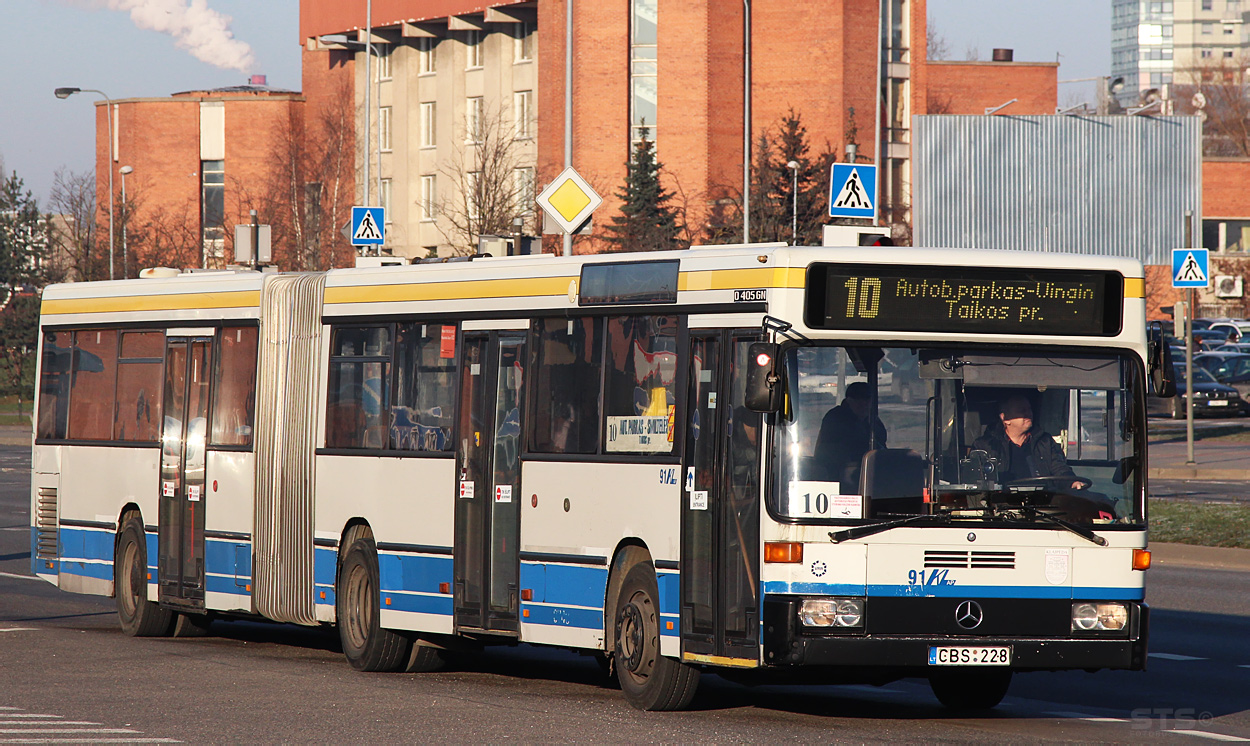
439 582 451 594
764 542 803 563
521 589 533 601
1132 549 1152 570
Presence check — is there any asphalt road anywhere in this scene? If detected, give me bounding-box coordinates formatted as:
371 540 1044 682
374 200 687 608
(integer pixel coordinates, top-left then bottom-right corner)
2 445 1249 743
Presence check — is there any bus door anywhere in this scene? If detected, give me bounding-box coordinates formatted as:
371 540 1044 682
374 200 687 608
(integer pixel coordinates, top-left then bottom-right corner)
680 332 761 664
454 332 526 634
158 332 213 610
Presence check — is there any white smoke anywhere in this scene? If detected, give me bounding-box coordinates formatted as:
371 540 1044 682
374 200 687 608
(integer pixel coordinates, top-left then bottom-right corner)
71 0 256 73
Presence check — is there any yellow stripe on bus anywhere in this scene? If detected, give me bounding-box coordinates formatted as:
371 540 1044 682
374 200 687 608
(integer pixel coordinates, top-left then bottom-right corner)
681 652 759 668
324 276 575 305
1124 278 1144 298
679 267 806 292
41 290 261 316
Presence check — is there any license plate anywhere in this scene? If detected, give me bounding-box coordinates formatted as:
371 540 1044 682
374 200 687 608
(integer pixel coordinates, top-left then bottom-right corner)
1208 400 1230 407
928 646 1012 666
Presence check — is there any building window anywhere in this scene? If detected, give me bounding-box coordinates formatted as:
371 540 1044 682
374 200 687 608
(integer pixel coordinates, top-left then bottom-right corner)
631 0 658 144
420 102 436 147
379 106 392 152
201 159 225 250
1202 48 1214 58
1225 49 1236 57
514 90 532 139
380 178 392 222
1224 24 1236 34
515 22 534 62
467 171 481 219
418 37 437 74
1202 0 1213 9
377 43 392 80
421 175 436 221
466 96 483 143
514 166 535 215
466 30 483 69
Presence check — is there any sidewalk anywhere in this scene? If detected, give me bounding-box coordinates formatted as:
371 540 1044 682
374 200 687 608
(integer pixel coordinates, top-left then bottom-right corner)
1151 542 1250 571
1149 422 1250 481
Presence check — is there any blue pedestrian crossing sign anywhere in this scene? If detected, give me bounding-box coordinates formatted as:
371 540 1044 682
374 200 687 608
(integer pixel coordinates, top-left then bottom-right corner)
351 206 385 246
829 163 877 220
1172 248 1209 288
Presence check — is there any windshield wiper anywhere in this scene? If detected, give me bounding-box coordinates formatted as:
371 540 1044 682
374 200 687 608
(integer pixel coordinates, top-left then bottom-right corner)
829 511 949 543
1018 506 1108 546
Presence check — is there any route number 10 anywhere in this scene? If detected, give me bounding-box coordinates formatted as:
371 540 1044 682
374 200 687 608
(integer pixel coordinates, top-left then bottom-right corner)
844 277 882 319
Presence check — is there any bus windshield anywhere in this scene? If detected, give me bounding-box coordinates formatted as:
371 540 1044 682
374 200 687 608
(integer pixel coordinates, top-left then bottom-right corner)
771 344 1145 527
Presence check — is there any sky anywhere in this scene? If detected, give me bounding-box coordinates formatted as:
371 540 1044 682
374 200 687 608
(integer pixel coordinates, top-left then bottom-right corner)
0 1 1109 208
0 0 300 206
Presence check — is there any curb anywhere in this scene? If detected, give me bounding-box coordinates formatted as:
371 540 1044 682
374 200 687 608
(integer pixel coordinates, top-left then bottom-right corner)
1150 542 1250 571
1151 467 1250 481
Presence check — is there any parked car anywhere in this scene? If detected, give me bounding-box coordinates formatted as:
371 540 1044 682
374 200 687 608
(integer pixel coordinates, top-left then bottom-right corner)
1215 343 1250 354
1149 364 1248 419
1207 320 1250 343
1166 330 1230 351
1193 351 1250 399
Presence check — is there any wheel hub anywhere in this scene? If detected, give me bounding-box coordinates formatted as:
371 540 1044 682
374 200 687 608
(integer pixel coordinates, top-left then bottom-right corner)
618 602 645 673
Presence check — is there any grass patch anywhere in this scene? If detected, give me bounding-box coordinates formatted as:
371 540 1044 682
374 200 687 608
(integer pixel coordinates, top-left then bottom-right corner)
1150 498 1250 549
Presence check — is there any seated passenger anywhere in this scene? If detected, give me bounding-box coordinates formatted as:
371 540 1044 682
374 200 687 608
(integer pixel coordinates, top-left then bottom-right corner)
814 382 887 487
972 394 1086 491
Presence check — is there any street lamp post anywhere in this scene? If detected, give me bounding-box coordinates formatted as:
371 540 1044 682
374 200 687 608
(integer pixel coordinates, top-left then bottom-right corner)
119 166 133 279
55 87 115 280
786 160 799 246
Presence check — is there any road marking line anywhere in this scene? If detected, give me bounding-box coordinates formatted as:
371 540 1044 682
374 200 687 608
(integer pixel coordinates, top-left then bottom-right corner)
0 722 100 727
0 572 39 581
1044 711 1127 723
1170 730 1250 743
0 628 38 633
0 730 141 734
1148 652 1207 661
0 740 181 744
0 716 60 719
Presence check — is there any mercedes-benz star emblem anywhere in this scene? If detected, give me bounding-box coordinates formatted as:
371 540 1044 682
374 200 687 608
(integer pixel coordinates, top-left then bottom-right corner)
955 600 984 630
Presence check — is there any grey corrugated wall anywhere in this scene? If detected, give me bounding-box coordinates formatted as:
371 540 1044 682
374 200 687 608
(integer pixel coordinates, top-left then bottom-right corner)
913 115 1202 266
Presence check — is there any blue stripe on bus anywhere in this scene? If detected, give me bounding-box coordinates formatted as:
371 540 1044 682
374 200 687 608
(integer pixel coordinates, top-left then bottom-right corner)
522 603 604 630
379 551 454 600
763 580 866 595
657 570 679 637
378 590 455 617
520 561 607 632
762 581 1143 602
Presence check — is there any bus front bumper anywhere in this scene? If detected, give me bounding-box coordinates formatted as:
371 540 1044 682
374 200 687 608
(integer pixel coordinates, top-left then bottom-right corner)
762 597 1149 672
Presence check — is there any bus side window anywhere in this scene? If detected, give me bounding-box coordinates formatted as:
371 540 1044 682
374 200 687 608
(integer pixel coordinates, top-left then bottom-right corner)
530 317 603 454
603 314 678 456
392 322 457 451
211 326 259 447
114 331 165 443
326 326 392 450
67 329 118 441
37 331 74 440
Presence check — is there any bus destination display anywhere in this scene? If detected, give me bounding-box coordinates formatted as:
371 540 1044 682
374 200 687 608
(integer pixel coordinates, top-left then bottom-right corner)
805 264 1122 336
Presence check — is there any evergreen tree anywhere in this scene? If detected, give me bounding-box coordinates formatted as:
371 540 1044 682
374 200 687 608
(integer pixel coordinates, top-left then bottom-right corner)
705 108 836 246
0 171 50 416
603 126 685 252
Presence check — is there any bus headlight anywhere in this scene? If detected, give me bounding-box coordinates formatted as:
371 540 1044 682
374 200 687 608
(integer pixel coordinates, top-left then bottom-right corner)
1071 602 1128 632
799 598 864 628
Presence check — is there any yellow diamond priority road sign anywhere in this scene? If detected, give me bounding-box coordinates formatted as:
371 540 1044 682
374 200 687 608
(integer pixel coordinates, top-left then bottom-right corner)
536 167 602 234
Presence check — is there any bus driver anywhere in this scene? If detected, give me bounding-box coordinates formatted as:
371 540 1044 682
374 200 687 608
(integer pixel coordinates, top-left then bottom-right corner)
972 394 1086 491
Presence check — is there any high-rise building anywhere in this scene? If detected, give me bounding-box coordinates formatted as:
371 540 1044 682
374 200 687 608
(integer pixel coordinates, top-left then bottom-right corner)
1112 0 1250 104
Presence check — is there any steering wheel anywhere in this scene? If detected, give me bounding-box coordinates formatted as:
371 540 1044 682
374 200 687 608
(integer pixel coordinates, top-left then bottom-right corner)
1006 475 1092 490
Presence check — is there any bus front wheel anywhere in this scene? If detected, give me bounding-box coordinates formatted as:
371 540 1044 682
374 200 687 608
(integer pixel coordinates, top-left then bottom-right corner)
114 514 174 637
929 669 1012 710
613 561 699 710
337 534 411 672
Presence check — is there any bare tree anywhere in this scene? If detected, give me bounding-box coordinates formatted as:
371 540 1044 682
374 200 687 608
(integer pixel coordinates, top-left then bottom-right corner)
926 19 951 61
47 167 103 281
1173 57 1250 157
127 199 203 272
434 102 535 255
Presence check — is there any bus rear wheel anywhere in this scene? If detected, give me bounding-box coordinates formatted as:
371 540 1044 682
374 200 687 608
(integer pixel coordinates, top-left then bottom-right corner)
929 669 1012 710
114 514 174 637
613 562 699 711
337 534 411 671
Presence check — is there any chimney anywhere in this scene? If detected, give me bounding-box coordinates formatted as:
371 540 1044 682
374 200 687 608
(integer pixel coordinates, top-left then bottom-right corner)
992 48 1014 62
250 74 267 86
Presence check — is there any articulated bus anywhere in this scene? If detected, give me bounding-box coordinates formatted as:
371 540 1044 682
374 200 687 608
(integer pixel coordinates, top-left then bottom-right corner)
31 246 1171 710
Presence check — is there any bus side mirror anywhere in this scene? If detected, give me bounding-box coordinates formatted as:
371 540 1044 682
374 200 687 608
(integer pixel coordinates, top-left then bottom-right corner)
1148 322 1177 398
745 342 783 413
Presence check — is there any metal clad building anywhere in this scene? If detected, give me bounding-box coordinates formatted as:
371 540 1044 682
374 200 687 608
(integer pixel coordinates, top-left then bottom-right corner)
913 115 1201 266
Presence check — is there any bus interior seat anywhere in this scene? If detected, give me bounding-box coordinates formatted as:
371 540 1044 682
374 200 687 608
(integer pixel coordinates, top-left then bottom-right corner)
860 448 925 515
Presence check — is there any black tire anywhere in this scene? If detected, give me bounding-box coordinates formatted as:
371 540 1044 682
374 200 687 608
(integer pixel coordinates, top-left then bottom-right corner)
613 561 699 711
404 640 447 673
929 669 1013 710
172 612 214 638
337 534 411 671
114 514 174 637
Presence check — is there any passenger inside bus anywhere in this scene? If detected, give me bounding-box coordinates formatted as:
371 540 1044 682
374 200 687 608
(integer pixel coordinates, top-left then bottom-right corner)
812 382 887 489
971 394 1084 490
